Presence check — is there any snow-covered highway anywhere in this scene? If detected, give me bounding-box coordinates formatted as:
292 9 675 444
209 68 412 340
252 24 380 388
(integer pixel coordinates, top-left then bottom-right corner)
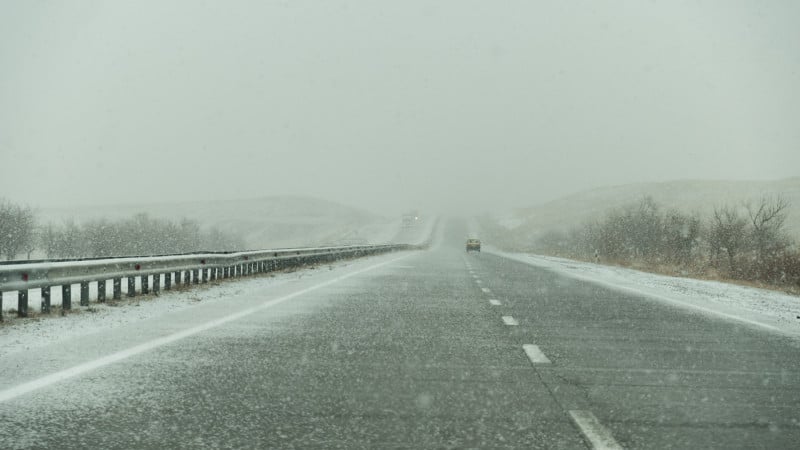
1 220 799 448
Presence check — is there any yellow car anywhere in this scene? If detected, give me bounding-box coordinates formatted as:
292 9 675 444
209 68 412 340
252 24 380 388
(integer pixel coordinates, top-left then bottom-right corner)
465 238 481 252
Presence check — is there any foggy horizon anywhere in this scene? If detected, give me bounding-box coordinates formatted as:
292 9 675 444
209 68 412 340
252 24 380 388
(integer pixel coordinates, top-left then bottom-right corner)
24 175 800 220
2 1 799 217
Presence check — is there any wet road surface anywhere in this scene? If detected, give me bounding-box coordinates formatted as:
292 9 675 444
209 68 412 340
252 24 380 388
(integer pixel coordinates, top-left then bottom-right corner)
2 221 799 448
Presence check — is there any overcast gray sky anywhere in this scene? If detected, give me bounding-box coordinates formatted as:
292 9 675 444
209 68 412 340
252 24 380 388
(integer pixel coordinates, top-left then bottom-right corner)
1 0 799 215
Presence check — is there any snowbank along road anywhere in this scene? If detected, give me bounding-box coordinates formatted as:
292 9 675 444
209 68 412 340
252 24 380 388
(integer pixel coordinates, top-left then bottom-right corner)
1 220 799 448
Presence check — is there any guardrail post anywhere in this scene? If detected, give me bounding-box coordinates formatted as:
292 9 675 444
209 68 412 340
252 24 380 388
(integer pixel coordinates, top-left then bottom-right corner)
97 280 106 302
113 278 121 299
42 286 51 313
127 277 135 297
142 275 149 294
80 282 90 306
165 272 172 290
153 274 160 293
62 284 71 310
17 290 28 317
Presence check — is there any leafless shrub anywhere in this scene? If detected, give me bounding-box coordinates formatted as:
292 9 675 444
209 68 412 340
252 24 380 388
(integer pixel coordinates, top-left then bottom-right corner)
708 204 749 275
0 199 36 260
532 195 797 291
40 213 247 258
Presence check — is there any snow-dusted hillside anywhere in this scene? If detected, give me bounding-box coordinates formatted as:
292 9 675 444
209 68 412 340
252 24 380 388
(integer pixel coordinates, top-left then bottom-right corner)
497 177 800 238
39 196 402 249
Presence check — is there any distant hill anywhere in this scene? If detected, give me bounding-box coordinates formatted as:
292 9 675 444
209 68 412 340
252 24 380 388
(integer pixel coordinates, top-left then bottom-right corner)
39 196 401 249
489 178 800 246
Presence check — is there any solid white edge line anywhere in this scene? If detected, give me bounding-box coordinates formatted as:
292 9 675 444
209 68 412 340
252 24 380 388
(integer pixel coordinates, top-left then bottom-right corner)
569 410 624 450
489 299 502 306
0 253 412 404
502 316 518 326
522 344 551 364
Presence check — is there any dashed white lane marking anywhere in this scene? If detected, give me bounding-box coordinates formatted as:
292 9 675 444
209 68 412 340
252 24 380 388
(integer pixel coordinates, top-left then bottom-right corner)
569 410 624 450
489 299 502 306
0 254 411 404
502 316 518 326
522 344 551 364
475 280 482 284
481 287 491 293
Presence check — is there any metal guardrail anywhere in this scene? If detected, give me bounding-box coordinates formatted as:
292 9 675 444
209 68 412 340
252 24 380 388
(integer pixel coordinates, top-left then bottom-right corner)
0 243 415 320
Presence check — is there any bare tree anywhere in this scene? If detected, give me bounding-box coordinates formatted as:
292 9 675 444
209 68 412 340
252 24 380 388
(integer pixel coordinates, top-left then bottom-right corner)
747 196 789 260
0 200 36 260
708 205 748 273
661 209 701 265
39 223 59 258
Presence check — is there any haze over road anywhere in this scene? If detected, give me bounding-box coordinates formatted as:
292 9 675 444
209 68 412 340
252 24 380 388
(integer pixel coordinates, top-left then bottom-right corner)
1 220 799 448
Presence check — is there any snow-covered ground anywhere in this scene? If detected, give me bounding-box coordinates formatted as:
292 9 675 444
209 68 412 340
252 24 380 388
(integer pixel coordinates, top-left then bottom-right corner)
492 250 800 337
0 267 290 360
0 252 416 362
0 220 440 361
0 217 423 315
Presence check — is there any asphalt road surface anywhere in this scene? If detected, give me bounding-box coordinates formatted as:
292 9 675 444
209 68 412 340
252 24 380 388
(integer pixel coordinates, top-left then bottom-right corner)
1 220 799 448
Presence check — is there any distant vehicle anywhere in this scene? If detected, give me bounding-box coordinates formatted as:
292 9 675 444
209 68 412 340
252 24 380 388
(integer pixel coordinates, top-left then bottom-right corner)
466 238 481 252
401 210 420 228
